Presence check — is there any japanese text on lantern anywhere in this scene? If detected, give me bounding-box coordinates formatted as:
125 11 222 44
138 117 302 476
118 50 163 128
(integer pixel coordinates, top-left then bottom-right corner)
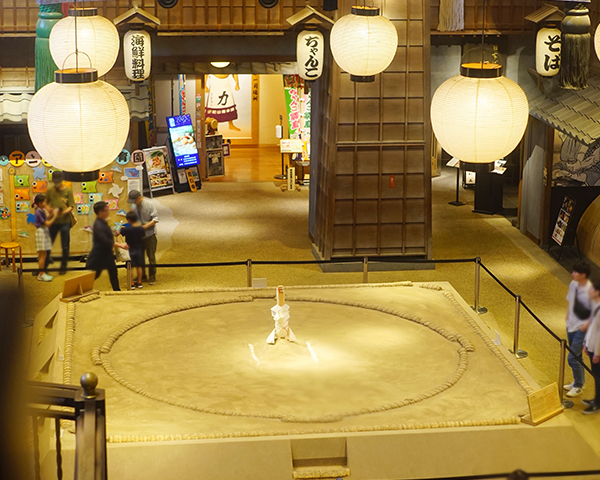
303 35 320 79
130 34 146 80
543 34 560 72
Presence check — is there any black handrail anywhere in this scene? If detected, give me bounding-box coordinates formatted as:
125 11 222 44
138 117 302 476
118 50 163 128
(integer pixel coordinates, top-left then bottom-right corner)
27 373 107 480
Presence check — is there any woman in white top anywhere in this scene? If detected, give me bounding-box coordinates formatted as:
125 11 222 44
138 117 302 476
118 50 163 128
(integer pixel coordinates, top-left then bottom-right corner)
583 279 600 415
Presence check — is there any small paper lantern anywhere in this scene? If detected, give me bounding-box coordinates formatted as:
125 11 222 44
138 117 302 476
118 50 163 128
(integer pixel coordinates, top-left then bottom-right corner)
124 30 151 81
210 62 231 68
536 27 561 76
49 8 119 77
297 29 324 81
27 69 130 181
330 6 398 82
430 63 529 164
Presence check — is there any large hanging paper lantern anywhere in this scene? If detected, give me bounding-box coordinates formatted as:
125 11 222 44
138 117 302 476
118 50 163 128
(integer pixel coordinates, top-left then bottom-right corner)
27 69 130 181
297 28 324 81
124 30 151 81
330 6 398 82
431 63 529 164
536 27 561 76
49 7 119 77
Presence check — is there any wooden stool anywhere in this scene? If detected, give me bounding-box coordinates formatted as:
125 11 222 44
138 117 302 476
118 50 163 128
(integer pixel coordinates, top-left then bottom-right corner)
0 242 23 273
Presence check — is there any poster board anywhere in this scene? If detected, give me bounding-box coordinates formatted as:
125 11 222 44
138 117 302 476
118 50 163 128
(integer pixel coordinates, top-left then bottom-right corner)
205 74 259 145
280 139 304 154
143 146 175 197
552 196 575 246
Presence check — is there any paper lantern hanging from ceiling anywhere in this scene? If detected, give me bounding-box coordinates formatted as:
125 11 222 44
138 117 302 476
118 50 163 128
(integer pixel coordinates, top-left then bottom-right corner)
430 63 529 164
330 6 398 82
297 29 324 81
49 7 119 77
536 27 562 76
27 69 130 182
124 30 151 81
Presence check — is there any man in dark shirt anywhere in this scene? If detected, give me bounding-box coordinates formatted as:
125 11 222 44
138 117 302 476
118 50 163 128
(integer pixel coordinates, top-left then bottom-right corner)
86 201 129 291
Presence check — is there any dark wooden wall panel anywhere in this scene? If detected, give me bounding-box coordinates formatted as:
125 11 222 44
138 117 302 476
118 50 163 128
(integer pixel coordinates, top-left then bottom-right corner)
311 0 431 259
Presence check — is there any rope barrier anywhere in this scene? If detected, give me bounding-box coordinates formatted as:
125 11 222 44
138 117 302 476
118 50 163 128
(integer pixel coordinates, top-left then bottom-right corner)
15 255 599 379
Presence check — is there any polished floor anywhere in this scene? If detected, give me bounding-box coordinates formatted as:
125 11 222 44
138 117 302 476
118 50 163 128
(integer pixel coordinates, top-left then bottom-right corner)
206 145 284 182
6 165 600 458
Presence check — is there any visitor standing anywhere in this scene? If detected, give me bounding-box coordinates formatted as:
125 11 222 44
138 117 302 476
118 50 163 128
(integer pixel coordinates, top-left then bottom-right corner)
564 261 593 398
583 280 600 415
86 201 128 291
33 194 58 282
127 190 159 285
45 171 75 275
120 211 146 289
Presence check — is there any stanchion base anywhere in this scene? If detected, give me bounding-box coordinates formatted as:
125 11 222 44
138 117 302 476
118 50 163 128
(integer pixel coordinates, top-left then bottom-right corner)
509 349 528 359
471 306 488 314
562 399 574 409
274 174 287 180
449 201 466 207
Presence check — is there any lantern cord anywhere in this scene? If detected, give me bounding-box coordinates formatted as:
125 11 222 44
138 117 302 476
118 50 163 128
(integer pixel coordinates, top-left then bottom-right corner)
74 0 78 72
480 0 486 68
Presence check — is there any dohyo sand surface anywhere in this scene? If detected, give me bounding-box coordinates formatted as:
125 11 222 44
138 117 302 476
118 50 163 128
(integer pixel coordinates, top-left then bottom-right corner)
66 282 533 442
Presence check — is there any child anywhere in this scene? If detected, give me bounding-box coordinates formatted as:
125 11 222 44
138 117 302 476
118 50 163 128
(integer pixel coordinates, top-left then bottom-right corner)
86 201 128 291
120 211 146 289
33 194 58 282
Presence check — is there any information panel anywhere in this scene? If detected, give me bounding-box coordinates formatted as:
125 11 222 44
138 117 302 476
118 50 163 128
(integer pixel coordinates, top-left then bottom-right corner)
167 114 200 168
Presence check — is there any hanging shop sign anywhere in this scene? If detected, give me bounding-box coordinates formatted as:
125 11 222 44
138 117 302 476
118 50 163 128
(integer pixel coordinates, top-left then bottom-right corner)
124 30 151 81
297 29 324 81
536 27 561 77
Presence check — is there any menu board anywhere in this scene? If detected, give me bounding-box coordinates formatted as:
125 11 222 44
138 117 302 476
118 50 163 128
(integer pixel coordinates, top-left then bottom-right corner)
552 196 575 246
143 146 174 193
167 114 200 168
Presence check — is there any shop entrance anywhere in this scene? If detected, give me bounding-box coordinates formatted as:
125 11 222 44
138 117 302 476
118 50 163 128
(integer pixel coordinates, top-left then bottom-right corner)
153 71 311 185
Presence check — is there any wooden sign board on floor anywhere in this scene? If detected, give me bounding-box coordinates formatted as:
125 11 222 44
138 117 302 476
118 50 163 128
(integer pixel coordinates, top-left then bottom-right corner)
60 271 99 303
185 169 197 192
521 382 564 426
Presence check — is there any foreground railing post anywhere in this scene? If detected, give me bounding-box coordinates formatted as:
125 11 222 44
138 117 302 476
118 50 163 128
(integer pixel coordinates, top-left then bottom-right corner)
559 339 574 408
472 257 487 314
363 257 368 284
510 295 528 359
246 259 252 288
126 261 132 289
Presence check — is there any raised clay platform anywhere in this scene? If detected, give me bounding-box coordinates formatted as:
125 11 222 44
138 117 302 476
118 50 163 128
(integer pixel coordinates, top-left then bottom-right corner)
30 282 600 479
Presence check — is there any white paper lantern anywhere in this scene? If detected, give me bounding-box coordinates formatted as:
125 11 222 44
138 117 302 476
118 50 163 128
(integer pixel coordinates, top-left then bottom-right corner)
536 27 561 76
210 62 231 68
27 69 130 181
330 6 398 82
297 29 324 81
124 30 151 81
49 8 119 77
431 63 529 164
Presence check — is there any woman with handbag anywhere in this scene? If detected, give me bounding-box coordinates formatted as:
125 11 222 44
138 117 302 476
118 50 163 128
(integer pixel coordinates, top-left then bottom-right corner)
45 171 76 275
564 261 593 398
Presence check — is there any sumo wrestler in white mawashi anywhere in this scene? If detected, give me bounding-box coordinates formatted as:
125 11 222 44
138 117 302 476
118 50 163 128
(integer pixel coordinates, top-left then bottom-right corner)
267 285 296 344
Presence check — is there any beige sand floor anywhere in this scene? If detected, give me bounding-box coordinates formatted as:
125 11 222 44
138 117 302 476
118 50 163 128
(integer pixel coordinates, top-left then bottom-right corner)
70 284 531 440
8 169 599 451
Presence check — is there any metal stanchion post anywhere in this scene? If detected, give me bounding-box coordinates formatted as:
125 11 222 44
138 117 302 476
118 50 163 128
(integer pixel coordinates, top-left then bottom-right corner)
126 262 132 289
509 295 528 359
363 257 368 284
247 259 252 288
471 257 487 314
559 339 574 408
